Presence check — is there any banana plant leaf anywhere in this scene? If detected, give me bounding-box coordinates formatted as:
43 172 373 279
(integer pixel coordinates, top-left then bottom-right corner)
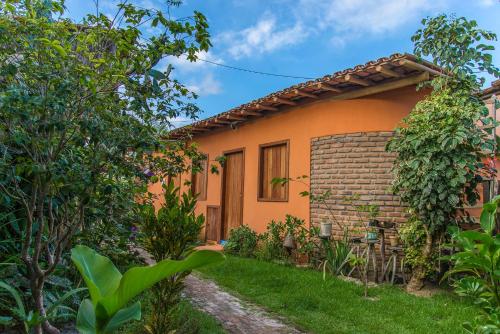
71 245 224 333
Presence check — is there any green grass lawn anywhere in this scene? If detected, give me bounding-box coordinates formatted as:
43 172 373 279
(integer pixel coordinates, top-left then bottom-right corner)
197 256 475 334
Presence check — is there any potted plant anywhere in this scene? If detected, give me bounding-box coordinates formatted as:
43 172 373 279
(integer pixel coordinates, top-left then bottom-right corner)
389 233 400 247
365 205 380 226
319 220 332 239
359 204 379 241
366 227 378 241
283 232 295 249
283 215 304 249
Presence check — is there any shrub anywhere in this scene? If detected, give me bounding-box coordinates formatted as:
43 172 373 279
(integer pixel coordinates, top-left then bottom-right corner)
255 216 317 263
71 245 223 334
255 220 287 261
387 14 499 291
138 181 206 334
399 214 440 280
445 196 500 333
224 225 258 257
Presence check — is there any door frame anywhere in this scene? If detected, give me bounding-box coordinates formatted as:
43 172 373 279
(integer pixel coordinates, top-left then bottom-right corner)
220 147 245 240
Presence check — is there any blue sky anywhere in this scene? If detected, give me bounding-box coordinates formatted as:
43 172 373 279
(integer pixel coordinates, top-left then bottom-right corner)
65 0 500 126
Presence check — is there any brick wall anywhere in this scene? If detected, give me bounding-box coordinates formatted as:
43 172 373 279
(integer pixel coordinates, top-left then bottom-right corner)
310 131 407 237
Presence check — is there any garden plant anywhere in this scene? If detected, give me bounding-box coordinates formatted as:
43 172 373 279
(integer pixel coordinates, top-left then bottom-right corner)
71 245 223 334
387 14 500 291
138 181 206 334
445 196 500 333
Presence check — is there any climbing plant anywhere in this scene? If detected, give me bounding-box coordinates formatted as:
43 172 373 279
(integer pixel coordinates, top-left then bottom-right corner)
387 14 500 291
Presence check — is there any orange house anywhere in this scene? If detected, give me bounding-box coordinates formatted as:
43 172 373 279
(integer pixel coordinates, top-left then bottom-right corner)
150 54 499 241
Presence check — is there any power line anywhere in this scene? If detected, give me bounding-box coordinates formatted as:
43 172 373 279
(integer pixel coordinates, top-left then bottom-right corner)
198 58 316 80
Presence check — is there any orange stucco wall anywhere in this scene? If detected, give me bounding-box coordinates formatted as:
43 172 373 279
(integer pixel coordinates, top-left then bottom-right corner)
148 85 428 236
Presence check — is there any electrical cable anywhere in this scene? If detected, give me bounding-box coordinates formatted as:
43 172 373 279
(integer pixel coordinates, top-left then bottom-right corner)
197 58 316 80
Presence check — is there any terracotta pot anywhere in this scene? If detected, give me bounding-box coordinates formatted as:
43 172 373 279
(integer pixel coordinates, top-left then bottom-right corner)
389 235 400 247
283 233 295 249
319 222 332 239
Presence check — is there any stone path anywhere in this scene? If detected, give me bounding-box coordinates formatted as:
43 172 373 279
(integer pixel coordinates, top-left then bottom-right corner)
184 274 304 334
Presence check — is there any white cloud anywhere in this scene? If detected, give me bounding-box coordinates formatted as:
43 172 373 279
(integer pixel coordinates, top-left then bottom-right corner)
187 73 223 96
167 51 224 72
216 14 308 59
297 0 443 36
169 115 194 127
216 0 446 57
478 0 497 6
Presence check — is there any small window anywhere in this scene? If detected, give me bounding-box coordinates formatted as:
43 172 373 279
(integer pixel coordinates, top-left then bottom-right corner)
191 154 208 201
258 140 289 201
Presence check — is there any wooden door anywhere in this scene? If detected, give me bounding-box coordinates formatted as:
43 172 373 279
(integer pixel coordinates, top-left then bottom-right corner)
206 206 221 242
221 150 244 240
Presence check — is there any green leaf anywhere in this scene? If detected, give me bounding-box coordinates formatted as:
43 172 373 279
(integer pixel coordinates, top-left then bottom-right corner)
76 299 97 334
0 316 13 326
46 287 87 316
480 202 497 234
102 301 141 333
0 281 26 320
98 249 225 317
149 69 165 80
72 245 225 330
51 43 67 56
71 245 122 305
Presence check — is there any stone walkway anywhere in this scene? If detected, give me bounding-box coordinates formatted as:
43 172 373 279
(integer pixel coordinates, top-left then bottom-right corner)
184 274 304 334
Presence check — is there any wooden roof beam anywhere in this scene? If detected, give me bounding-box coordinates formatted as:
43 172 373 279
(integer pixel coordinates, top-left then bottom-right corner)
344 74 371 86
330 72 429 101
214 118 231 124
189 127 208 132
316 82 342 93
375 65 401 78
205 121 224 127
224 114 247 121
239 110 262 116
398 59 445 77
293 89 318 99
272 97 297 106
254 104 279 111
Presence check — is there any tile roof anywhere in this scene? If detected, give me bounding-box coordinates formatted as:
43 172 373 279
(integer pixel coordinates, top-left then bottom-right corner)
170 53 442 139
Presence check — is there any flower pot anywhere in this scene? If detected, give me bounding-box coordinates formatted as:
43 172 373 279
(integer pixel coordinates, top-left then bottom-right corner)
389 235 400 247
319 222 332 239
366 231 378 241
283 233 295 249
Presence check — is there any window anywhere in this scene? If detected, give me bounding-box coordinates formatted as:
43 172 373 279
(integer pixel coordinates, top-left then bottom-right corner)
166 174 182 194
482 179 499 204
191 154 208 201
258 140 289 201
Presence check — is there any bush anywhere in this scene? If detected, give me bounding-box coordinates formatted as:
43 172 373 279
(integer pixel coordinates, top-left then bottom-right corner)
224 225 258 257
399 214 440 281
445 196 500 333
138 181 205 334
255 216 314 263
255 220 287 261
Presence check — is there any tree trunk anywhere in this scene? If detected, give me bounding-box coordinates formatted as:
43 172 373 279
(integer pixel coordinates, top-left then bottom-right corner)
407 227 434 292
31 275 61 334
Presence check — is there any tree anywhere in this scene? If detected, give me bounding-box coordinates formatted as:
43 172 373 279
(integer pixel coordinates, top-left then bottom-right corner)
387 14 500 291
0 1 210 332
